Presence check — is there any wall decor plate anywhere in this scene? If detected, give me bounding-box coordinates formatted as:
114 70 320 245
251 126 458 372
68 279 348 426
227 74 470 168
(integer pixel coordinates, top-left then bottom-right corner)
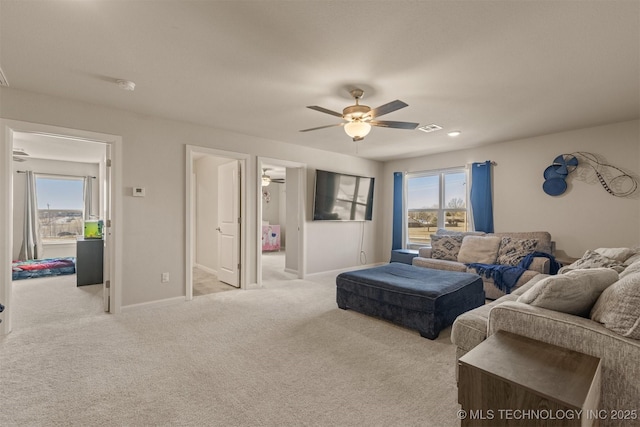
543 177 567 196
552 154 579 175
544 165 566 180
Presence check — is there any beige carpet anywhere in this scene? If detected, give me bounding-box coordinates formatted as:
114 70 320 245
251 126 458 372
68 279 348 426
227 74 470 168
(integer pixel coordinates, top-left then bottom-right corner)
2 271 460 426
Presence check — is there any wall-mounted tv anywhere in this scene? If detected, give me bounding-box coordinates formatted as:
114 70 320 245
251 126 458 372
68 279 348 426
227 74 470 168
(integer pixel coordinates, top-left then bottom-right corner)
313 169 375 221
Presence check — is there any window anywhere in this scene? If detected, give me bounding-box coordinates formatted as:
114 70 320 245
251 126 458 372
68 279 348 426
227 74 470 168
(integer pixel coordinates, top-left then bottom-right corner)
36 176 85 241
406 168 468 246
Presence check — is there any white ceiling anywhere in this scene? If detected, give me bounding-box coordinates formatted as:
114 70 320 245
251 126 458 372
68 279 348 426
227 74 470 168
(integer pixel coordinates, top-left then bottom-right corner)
1 1 638 162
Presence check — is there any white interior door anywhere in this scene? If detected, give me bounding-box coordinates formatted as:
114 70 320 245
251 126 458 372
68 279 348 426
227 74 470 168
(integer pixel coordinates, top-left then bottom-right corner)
217 160 240 287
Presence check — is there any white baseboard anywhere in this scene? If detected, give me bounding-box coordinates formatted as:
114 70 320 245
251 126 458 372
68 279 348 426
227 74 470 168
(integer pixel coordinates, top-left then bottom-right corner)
120 296 186 313
304 262 386 278
284 267 299 276
194 263 217 275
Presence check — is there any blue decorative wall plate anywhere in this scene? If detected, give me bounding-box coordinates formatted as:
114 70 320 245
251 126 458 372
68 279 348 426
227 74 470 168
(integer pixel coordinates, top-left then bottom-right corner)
543 165 566 180
543 177 567 196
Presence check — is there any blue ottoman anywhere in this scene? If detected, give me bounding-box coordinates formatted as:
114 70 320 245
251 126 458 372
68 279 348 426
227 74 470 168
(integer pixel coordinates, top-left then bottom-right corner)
336 263 484 339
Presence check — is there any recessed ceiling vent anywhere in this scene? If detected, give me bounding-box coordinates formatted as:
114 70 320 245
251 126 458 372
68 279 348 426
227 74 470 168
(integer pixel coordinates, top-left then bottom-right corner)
418 124 443 133
0 66 9 87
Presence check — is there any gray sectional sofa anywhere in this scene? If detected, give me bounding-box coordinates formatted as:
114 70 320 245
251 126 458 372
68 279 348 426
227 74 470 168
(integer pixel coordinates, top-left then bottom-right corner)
451 248 640 427
412 230 554 299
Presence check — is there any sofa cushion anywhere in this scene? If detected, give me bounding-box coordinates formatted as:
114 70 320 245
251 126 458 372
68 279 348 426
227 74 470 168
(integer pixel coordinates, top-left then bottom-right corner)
496 237 539 266
517 268 619 317
451 274 548 352
558 250 626 274
457 235 501 264
594 247 635 263
412 257 467 272
591 271 640 339
430 234 464 261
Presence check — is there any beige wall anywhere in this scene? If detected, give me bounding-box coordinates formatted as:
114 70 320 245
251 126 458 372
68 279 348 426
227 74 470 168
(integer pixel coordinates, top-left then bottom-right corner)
1 87 384 307
383 120 640 258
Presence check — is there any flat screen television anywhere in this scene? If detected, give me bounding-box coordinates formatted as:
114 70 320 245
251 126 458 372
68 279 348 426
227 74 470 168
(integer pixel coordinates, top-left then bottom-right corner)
313 169 374 221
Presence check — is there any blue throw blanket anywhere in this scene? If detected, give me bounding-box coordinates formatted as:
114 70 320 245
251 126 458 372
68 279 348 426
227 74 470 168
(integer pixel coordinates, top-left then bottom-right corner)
467 252 560 294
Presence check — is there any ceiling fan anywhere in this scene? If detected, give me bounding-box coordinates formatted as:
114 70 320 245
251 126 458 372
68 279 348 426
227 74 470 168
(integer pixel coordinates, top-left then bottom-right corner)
13 148 29 162
300 89 419 141
261 168 285 186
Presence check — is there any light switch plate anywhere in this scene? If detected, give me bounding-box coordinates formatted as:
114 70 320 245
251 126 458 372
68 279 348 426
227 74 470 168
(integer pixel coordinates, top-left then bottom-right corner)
133 187 146 197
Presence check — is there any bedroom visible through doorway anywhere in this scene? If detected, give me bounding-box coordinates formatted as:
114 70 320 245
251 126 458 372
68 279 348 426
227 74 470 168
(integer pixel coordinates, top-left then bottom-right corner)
1 119 123 334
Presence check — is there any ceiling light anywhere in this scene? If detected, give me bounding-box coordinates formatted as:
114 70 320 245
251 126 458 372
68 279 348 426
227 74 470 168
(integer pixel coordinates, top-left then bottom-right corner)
447 130 461 137
344 121 371 141
116 79 136 91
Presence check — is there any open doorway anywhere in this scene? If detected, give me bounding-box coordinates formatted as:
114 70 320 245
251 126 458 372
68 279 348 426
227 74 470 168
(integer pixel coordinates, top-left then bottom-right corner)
1 119 122 335
258 158 306 285
185 146 248 299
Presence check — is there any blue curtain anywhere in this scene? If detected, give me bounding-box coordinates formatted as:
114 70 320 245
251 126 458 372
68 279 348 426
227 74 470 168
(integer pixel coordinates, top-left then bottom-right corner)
392 172 403 249
470 161 494 233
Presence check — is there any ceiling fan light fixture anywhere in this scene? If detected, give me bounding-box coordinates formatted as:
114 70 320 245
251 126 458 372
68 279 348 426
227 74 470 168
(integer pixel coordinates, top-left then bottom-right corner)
261 174 271 186
344 121 371 141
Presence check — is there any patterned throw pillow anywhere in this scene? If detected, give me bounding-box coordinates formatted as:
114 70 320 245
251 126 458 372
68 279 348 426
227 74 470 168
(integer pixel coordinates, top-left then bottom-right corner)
430 234 464 261
559 250 627 274
591 271 640 339
496 237 538 266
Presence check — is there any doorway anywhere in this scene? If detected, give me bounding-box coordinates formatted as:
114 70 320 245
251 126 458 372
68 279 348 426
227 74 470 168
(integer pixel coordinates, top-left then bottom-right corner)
185 146 248 299
258 158 306 285
0 119 122 335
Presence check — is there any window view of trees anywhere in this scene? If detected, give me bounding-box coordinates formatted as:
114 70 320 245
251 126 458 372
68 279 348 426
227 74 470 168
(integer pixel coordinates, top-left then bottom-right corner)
407 170 467 245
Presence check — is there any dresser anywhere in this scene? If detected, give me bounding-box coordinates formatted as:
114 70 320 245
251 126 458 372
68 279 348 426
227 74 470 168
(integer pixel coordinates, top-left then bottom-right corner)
76 237 104 286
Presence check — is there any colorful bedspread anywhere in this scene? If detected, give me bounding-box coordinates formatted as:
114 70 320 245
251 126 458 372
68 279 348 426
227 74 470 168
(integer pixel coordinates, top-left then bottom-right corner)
12 257 76 281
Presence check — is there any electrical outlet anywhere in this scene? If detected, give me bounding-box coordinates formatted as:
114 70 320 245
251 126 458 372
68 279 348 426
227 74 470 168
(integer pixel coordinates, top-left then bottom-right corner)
161 272 169 283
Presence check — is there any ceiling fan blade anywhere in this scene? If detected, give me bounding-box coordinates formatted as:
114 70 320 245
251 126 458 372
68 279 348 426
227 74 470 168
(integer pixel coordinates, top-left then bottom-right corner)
370 120 419 130
307 106 344 118
299 123 344 132
368 100 408 118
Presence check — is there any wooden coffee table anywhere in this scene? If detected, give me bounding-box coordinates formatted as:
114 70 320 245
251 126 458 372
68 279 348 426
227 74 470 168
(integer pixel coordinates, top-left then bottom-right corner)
458 330 601 427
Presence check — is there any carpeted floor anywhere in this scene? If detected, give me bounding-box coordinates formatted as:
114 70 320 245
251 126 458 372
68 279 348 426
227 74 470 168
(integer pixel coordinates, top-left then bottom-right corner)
2 270 461 426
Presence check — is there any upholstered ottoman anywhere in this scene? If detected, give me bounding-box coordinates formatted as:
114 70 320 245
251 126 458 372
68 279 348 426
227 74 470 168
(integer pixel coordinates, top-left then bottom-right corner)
336 263 484 339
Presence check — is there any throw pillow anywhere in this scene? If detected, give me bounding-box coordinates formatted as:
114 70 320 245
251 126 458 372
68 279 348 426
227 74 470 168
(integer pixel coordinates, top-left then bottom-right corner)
594 247 635 263
457 235 501 264
558 250 626 274
591 271 640 339
430 234 464 261
517 268 619 317
496 237 539 266
624 248 640 266
620 259 640 279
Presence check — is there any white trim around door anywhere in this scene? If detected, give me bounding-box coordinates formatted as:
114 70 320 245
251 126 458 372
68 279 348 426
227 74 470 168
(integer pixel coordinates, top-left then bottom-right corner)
257 157 306 286
185 145 249 299
0 119 123 335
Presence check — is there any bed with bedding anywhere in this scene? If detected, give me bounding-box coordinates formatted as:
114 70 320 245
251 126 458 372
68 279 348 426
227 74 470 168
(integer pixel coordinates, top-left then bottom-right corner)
12 257 76 281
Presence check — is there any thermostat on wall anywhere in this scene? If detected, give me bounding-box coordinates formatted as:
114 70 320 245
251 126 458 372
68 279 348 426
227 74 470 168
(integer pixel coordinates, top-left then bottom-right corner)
133 187 146 197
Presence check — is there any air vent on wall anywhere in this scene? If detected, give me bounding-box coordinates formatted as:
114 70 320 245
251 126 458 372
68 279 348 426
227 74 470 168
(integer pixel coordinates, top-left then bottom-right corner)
0 66 9 87
418 123 443 133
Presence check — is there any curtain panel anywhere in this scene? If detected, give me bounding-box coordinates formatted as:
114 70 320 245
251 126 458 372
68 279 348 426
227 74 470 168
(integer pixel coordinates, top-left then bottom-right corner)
470 161 494 233
19 171 43 261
